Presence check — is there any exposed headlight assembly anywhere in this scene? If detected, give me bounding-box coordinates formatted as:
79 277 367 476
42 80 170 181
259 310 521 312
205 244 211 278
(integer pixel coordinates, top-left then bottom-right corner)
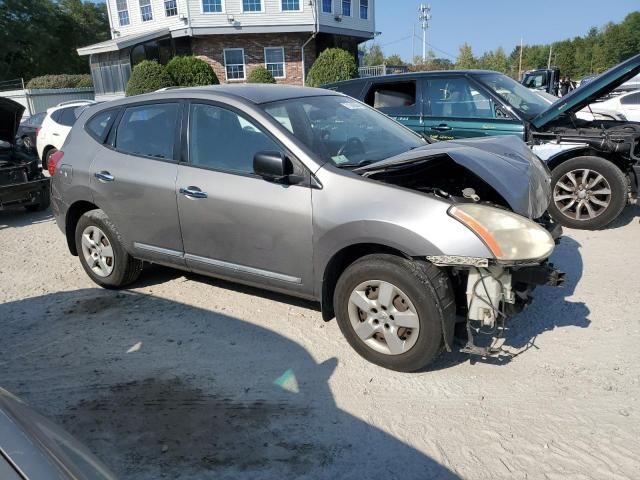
449 204 554 263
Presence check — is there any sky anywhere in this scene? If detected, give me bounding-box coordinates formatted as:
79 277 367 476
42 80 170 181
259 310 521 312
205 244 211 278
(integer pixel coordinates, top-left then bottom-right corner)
370 0 639 62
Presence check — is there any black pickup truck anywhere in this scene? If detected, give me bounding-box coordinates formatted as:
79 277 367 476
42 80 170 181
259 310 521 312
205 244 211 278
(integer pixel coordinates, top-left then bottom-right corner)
0 98 50 211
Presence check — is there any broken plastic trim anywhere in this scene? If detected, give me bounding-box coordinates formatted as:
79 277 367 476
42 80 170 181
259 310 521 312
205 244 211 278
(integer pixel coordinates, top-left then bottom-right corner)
425 255 489 267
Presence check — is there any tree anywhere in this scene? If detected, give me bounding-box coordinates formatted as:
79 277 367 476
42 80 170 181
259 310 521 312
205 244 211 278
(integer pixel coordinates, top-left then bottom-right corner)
455 43 476 70
126 60 174 96
362 44 385 66
306 48 358 87
477 47 509 73
385 54 405 66
166 56 218 86
247 65 276 83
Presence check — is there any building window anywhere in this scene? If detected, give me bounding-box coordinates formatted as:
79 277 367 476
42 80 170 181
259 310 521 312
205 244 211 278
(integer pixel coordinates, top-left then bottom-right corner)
202 0 223 12
116 0 130 26
242 0 262 12
224 48 245 80
359 0 368 19
164 0 177 16
265 47 285 79
139 0 153 21
342 0 351 16
322 0 332 13
281 0 300 10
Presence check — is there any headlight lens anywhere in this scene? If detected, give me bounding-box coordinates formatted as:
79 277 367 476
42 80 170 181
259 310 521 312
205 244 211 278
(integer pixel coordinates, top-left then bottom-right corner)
449 204 554 262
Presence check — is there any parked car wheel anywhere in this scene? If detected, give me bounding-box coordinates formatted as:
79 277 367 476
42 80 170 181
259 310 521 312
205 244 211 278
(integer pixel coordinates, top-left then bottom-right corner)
75 209 142 288
43 147 57 171
334 254 454 372
24 192 50 212
548 156 627 230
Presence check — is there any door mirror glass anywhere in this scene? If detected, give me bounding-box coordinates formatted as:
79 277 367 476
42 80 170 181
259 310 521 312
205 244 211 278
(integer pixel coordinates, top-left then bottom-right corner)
253 151 291 181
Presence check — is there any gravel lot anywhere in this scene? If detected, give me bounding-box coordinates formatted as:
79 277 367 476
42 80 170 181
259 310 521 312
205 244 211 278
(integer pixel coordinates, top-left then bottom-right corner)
1 205 639 479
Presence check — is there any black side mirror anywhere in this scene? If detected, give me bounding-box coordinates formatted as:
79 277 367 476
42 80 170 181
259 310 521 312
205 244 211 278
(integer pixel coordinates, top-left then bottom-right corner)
254 151 291 182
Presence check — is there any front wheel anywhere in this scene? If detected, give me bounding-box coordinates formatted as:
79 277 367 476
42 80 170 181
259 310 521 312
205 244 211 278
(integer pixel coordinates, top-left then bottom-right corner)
334 254 455 372
548 156 627 230
75 209 142 288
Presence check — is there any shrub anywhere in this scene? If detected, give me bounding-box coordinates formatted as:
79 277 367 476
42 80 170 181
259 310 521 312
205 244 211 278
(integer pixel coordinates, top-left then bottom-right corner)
166 56 219 87
306 48 358 87
126 60 174 96
247 66 276 84
26 74 93 89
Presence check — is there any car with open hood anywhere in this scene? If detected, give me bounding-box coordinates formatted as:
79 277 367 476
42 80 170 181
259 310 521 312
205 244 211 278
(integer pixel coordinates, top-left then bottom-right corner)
50 85 563 371
0 98 50 212
325 53 640 230
0 387 117 479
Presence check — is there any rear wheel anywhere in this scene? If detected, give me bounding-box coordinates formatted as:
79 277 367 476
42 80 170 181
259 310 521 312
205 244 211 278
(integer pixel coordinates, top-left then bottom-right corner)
75 209 142 288
548 156 627 230
334 254 455 372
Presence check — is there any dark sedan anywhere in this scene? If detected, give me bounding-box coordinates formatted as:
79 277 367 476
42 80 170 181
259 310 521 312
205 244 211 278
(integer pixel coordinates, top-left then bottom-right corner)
16 111 46 151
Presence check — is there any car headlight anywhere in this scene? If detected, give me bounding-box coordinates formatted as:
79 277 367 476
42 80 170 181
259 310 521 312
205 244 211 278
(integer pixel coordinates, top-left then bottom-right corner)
449 204 554 262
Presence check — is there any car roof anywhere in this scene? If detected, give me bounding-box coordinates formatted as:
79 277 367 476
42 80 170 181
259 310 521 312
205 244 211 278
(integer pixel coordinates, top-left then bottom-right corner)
325 70 499 87
152 84 339 104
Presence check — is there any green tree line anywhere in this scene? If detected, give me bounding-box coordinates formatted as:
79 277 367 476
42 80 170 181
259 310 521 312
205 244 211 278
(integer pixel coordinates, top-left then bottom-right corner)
0 0 109 82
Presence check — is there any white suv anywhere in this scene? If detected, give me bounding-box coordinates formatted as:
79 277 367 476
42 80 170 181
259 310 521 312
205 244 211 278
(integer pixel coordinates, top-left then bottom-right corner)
37 100 96 169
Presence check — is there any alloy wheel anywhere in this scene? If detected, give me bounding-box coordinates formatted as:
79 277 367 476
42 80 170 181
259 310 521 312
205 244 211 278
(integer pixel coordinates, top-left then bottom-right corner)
347 280 420 355
80 226 115 277
553 168 612 221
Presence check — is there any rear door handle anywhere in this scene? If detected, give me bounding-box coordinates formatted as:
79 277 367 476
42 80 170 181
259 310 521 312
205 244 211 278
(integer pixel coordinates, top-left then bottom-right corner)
94 171 115 182
430 124 452 132
179 186 208 199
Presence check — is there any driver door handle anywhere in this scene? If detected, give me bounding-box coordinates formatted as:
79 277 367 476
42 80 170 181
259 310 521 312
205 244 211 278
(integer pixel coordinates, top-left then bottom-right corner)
430 124 452 132
94 171 115 182
180 186 208 199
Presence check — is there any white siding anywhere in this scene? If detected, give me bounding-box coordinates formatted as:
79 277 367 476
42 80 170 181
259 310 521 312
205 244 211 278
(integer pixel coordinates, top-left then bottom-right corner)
107 0 188 37
318 0 374 35
106 0 373 38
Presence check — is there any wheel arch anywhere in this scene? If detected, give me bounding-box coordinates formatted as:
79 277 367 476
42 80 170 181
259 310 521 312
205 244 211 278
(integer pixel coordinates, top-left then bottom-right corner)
320 243 412 321
41 145 57 168
65 200 100 256
546 146 627 171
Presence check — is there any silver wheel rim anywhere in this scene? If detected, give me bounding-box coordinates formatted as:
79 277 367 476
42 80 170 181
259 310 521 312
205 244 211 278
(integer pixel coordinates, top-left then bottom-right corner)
81 226 115 277
553 168 612 221
347 280 420 356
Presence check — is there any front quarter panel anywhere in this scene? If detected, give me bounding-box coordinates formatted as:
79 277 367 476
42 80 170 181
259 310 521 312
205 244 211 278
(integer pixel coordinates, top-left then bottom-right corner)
312 164 492 294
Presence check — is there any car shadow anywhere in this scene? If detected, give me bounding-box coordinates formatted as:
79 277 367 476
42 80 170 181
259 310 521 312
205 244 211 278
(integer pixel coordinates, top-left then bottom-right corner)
0 205 52 230
604 204 640 229
430 235 589 370
0 289 460 480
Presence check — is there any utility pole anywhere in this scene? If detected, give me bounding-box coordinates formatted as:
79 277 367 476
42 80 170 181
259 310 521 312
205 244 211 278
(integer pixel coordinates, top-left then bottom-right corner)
418 4 431 62
518 37 523 80
547 44 553 69
412 24 415 63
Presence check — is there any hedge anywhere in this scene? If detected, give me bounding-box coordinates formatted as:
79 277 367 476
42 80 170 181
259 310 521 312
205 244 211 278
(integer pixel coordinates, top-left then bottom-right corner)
166 56 219 87
126 60 175 96
26 74 93 89
306 48 358 87
247 66 276 84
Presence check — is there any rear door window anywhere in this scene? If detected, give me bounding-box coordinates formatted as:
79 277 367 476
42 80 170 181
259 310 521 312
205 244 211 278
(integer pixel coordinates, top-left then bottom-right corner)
364 81 417 115
115 103 180 160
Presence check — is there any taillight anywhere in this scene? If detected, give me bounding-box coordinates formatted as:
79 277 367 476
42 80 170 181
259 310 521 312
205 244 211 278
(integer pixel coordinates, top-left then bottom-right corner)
48 150 64 176
35 127 41 138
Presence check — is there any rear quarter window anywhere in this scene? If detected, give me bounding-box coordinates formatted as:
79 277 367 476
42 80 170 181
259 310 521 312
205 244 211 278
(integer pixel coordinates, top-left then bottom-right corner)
86 109 118 142
56 106 84 127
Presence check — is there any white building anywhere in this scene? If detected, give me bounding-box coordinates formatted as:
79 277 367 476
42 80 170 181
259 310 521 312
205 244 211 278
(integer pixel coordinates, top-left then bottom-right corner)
78 0 376 99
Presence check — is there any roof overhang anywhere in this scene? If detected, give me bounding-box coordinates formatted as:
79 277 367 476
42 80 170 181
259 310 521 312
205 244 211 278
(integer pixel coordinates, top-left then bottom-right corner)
77 28 171 56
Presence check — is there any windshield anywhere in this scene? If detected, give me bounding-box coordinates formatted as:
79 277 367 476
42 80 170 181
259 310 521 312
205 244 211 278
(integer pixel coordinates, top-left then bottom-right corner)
477 72 550 118
261 95 426 167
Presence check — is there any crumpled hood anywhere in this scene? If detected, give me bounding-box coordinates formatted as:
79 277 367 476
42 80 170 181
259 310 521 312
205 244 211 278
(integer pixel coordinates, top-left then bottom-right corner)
356 135 552 219
0 97 25 144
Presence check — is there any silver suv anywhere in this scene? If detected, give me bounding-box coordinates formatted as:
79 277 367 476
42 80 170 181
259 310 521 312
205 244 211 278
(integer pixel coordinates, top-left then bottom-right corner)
51 85 563 371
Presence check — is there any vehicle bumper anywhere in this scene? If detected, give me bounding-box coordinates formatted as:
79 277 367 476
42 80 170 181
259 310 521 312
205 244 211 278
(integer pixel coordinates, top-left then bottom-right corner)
0 177 50 209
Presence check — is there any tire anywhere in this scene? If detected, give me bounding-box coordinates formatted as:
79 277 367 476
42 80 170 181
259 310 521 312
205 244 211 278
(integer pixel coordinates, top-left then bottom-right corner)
24 192 50 212
75 209 142 288
548 156 627 230
334 254 455 372
43 147 57 171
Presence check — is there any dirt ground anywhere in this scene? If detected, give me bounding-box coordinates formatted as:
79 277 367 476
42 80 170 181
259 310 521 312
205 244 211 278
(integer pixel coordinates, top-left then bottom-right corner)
1 205 639 480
